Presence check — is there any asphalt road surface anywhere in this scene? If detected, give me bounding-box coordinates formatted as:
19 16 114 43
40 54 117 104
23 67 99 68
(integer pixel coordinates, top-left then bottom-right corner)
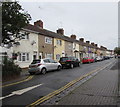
2 58 116 106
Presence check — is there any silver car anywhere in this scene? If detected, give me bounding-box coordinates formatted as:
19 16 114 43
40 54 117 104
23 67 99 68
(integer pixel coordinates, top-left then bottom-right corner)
28 58 62 75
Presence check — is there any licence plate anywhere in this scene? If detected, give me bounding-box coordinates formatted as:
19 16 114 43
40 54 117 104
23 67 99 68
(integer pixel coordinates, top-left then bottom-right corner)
61 62 65 64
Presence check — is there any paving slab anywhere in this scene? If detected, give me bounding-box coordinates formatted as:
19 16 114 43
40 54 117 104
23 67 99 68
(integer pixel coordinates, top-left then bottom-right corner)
57 61 118 105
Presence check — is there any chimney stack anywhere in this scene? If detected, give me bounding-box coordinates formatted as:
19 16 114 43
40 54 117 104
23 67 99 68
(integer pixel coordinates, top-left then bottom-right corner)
100 46 103 49
56 28 64 35
79 38 84 42
95 44 98 47
91 42 94 46
86 41 90 44
70 35 76 39
34 20 43 29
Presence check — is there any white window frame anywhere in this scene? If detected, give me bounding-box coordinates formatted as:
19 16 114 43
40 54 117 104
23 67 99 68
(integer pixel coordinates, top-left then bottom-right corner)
22 32 29 40
46 53 53 59
56 40 62 46
68 44 72 49
73 43 76 49
45 37 52 44
18 52 29 62
56 54 60 60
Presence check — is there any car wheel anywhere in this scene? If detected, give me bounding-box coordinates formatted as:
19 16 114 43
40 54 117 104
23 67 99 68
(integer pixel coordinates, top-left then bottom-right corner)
70 64 74 69
30 72 35 75
78 63 80 67
57 66 61 71
41 68 47 74
62 65 64 69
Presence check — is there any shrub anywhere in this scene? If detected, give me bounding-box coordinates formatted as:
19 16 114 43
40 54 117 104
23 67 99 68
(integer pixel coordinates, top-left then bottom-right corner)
2 56 21 80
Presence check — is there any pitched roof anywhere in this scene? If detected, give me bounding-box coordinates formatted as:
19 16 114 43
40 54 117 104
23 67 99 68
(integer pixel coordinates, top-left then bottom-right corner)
23 24 99 49
24 24 74 43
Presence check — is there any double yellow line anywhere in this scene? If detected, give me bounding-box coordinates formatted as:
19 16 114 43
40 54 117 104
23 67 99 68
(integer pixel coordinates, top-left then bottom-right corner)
27 61 114 106
1 75 34 88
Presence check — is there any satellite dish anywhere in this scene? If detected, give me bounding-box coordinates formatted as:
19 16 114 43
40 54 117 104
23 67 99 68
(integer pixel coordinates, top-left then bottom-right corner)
31 40 36 45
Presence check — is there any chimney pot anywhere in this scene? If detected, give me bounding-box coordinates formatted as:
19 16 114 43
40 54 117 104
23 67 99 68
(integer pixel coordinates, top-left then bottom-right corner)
95 44 98 47
86 41 90 44
56 28 64 35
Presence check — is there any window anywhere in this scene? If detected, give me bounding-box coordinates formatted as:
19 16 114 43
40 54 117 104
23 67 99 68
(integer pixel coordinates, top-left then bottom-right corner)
27 53 29 60
45 37 52 44
12 53 17 60
19 53 21 61
48 59 55 63
73 43 76 49
22 53 26 61
31 60 41 64
56 40 62 45
22 33 29 40
46 54 52 59
56 54 60 60
68 44 72 49
18 53 29 62
44 59 50 63
84 46 86 51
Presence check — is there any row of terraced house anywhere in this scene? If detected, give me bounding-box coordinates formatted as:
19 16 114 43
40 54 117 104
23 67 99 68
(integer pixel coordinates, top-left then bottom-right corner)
6 20 113 68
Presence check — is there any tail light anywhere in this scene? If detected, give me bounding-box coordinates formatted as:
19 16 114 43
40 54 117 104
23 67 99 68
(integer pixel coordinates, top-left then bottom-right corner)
37 64 42 66
66 60 71 62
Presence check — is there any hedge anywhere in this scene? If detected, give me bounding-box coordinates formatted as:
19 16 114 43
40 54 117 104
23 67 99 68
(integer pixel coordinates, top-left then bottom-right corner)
2 56 22 80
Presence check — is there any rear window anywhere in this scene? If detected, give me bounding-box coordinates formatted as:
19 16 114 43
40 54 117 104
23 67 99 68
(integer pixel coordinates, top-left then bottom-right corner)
60 57 68 61
31 60 41 64
83 58 88 60
60 57 74 61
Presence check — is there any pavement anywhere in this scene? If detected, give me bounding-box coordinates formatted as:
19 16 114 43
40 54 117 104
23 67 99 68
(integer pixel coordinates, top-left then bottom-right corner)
56 59 119 105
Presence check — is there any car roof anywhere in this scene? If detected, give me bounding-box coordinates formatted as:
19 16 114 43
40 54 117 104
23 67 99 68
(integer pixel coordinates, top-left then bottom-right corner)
42 58 54 60
60 56 74 58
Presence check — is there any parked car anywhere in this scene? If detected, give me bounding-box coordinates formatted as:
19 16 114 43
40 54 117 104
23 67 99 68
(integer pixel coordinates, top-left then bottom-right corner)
118 55 120 58
82 57 94 64
103 56 110 60
96 56 103 61
93 57 97 62
59 56 81 69
28 58 62 75
90 57 95 62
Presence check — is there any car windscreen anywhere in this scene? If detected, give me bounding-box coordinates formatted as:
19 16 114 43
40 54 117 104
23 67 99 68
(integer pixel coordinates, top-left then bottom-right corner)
31 60 41 64
60 57 69 61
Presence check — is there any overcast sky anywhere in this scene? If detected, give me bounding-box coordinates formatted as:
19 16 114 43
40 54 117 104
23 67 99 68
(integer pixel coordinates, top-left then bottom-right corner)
19 1 118 50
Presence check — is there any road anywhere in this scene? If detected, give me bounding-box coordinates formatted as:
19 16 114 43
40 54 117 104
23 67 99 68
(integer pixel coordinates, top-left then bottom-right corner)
2 58 117 106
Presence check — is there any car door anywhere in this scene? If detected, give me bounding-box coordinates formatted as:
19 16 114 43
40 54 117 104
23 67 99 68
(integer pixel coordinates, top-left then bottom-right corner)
48 59 57 70
43 59 51 71
76 58 80 65
72 57 76 66
52 59 58 70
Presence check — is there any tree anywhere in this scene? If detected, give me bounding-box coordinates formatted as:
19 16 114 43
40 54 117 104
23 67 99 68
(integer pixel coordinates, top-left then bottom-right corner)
114 47 120 55
2 2 31 46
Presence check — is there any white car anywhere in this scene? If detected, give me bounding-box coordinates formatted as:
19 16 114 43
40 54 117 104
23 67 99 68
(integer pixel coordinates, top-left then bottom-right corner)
96 56 103 61
28 58 62 75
